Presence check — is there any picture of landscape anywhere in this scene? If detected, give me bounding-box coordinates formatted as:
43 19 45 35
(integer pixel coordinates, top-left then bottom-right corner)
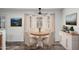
11 17 22 27
66 13 77 25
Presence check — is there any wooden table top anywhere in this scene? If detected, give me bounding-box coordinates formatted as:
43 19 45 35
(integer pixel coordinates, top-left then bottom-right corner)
62 31 79 36
30 32 49 36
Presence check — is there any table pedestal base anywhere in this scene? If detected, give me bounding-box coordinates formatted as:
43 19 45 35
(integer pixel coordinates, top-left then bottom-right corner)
36 40 43 48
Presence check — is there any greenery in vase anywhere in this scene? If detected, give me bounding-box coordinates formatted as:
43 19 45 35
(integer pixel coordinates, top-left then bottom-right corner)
69 26 74 31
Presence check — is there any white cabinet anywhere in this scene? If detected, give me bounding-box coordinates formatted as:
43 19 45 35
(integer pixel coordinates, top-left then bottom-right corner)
59 31 79 50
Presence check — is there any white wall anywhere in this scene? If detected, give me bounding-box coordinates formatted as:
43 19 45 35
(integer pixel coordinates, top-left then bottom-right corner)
0 10 25 42
6 13 24 42
55 10 62 41
0 8 62 42
62 8 79 33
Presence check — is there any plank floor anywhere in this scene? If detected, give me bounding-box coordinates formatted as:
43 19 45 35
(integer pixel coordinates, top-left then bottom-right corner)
6 41 65 50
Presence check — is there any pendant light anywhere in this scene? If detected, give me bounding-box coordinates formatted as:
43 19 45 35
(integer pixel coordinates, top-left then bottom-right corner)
38 8 42 15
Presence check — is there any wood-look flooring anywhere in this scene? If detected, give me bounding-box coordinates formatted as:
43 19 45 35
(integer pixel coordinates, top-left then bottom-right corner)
6 41 65 50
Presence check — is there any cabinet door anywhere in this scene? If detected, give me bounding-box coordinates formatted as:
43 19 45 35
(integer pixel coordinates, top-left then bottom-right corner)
61 34 66 48
72 36 79 50
67 38 72 50
66 35 72 50
60 32 66 48
60 34 63 45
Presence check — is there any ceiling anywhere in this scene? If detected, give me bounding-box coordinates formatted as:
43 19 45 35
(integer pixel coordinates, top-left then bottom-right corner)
0 8 63 12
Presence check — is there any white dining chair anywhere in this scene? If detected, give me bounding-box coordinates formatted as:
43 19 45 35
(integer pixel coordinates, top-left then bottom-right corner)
24 32 37 49
43 32 55 49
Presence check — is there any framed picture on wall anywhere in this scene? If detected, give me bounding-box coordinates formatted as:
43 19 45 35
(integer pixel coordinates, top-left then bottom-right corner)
11 17 22 27
66 13 77 25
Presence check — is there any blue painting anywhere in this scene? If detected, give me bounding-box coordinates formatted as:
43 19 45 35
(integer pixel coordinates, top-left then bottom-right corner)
11 17 22 26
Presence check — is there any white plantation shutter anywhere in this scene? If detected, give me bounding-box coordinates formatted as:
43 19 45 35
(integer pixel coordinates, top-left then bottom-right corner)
24 14 55 33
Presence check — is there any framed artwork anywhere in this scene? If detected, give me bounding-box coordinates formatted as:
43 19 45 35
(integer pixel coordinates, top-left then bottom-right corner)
11 17 22 27
66 13 77 25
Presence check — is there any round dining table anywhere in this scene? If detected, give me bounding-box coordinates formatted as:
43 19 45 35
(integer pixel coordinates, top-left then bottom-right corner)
30 32 49 48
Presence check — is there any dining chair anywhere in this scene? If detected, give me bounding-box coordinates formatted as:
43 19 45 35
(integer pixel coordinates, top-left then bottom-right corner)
43 32 55 49
24 32 37 49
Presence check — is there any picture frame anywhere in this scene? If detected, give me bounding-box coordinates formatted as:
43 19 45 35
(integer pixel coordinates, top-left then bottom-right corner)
11 17 22 27
66 13 77 25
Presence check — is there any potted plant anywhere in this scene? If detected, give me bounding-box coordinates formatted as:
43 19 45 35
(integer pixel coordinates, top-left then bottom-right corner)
69 26 74 33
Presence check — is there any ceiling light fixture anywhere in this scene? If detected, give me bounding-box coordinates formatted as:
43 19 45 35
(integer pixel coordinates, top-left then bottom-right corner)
38 8 42 15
